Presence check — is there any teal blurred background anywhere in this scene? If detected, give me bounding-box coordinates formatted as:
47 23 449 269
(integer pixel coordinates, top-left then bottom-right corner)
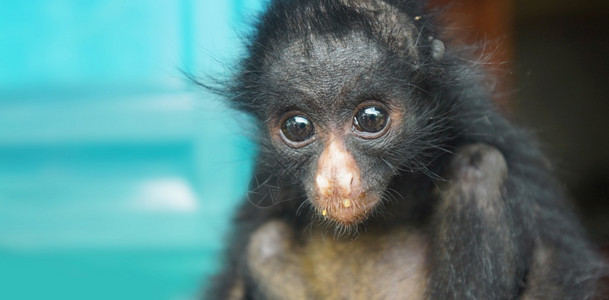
0 1 265 299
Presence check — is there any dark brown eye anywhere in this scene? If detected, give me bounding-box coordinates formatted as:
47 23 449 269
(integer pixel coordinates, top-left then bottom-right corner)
281 115 314 143
354 105 388 133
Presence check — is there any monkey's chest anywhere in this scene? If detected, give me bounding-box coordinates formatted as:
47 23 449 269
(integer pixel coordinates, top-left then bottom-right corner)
247 221 429 300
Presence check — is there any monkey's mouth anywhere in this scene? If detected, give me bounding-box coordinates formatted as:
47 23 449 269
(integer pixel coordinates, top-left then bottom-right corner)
315 194 380 226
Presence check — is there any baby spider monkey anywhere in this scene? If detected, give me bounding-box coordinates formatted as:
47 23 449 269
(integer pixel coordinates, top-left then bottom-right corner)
204 0 606 299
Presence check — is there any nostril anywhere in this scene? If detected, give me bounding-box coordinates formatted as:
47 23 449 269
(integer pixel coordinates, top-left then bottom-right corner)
349 172 361 198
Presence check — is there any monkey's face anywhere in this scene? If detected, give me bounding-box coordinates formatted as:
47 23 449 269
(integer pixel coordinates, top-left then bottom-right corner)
255 33 425 226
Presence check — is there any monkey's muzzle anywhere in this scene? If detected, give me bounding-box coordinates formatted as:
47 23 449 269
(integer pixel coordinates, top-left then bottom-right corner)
313 139 379 225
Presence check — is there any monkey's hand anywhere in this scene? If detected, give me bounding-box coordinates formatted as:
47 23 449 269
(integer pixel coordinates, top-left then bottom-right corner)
429 143 521 299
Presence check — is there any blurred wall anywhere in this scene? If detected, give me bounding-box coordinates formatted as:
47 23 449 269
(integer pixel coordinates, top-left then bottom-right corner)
0 1 263 299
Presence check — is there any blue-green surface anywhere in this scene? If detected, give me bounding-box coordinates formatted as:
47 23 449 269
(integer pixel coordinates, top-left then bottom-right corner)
0 1 265 299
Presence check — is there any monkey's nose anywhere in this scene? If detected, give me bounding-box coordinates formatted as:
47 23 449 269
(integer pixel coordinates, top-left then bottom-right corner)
315 138 361 198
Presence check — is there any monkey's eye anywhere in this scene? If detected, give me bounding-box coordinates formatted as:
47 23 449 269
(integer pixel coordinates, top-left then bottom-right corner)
353 105 389 134
280 114 315 144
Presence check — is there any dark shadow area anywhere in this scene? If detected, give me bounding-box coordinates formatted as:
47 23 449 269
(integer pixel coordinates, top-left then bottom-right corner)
513 1 609 244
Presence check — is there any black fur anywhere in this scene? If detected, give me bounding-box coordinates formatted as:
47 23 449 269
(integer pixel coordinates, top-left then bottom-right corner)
203 0 606 298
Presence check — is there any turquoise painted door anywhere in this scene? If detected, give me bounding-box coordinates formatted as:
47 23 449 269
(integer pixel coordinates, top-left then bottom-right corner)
0 1 264 299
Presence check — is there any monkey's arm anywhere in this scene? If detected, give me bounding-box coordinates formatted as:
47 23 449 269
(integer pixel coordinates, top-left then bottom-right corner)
205 215 312 300
428 144 526 299
427 142 604 299
204 165 310 300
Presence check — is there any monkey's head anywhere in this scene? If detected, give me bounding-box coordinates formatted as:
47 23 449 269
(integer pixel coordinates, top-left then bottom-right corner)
229 0 450 227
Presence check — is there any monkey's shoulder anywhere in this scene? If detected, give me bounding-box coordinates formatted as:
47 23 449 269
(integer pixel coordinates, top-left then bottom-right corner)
246 220 429 300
